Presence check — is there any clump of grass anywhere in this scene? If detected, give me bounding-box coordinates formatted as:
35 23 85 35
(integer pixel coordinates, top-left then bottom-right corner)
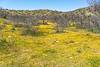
0 18 6 30
69 40 75 43
43 49 57 54
88 28 100 33
86 33 91 36
0 34 19 53
0 37 8 50
65 40 75 44
0 18 4 24
88 56 100 67
0 36 14 53
22 28 45 36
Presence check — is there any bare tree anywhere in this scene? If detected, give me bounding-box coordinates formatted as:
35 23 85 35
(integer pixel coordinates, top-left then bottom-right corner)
52 14 68 33
87 0 100 17
87 0 100 31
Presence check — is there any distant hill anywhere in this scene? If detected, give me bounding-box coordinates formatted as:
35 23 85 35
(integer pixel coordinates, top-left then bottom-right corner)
0 7 100 33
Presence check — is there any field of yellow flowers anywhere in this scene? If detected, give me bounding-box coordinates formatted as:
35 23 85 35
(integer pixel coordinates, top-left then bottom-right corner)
0 19 100 67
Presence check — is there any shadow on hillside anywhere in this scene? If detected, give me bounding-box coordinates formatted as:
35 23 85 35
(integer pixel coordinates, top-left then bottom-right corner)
21 29 47 37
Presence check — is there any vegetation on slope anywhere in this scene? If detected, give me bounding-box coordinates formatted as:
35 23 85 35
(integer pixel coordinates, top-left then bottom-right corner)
0 18 100 67
1 7 100 33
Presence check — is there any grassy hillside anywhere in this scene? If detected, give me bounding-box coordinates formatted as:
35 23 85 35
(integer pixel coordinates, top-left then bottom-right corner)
0 18 100 67
1 7 100 33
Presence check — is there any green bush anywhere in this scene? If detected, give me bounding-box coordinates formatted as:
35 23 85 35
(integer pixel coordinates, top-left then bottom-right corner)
0 37 8 49
88 28 100 33
88 56 100 67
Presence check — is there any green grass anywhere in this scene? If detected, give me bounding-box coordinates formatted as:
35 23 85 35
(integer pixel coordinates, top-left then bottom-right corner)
0 22 100 67
88 56 100 67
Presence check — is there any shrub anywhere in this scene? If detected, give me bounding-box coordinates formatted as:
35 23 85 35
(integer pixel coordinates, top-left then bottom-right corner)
0 37 8 50
88 56 100 67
